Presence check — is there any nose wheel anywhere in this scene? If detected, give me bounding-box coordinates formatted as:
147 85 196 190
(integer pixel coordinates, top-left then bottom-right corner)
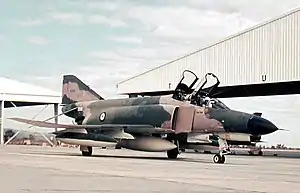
80 145 93 156
213 153 225 164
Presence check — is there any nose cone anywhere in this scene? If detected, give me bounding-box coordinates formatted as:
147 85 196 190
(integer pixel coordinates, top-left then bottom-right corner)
248 116 278 135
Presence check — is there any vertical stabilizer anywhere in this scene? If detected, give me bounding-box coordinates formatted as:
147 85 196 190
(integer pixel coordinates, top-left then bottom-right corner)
62 75 104 104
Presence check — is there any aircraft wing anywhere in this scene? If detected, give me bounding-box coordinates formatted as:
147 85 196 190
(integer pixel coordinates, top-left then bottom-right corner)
8 117 175 134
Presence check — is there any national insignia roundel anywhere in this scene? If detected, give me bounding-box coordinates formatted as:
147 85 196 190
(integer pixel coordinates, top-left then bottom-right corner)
99 112 106 121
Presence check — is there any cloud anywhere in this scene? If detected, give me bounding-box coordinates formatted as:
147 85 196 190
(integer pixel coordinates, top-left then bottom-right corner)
171 0 300 21
48 12 84 25
16 18 43 27
126 6 255 40
86 49 155 74
88 15 127 27
107 35 143 44
47 12 127 27
86 1 120 11
26 36 50 45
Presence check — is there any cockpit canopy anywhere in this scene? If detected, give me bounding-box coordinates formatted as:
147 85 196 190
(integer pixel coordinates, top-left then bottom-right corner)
208 98 230 110
172 70 225 108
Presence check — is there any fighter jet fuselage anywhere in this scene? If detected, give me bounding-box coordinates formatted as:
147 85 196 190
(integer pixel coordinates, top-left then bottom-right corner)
62 95 277 147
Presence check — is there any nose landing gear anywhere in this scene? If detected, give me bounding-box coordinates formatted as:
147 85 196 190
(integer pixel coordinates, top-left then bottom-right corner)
213 137 230 164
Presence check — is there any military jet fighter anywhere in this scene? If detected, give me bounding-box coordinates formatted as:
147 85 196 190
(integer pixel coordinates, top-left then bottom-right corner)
9 70 279 164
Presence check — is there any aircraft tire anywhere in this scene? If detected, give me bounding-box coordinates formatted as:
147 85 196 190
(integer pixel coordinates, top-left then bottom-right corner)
167 148 179 159
81 146 92 156
115 143 122 149
213 153 225 164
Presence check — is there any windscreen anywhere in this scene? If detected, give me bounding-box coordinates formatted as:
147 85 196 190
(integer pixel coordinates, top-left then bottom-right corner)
210 98 230 110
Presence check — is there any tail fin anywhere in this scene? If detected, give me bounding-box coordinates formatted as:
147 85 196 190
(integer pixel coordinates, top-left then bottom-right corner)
62 75 104 104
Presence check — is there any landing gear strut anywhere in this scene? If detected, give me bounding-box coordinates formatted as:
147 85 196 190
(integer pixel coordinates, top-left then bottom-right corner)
213 137 230 164
80 145 92 156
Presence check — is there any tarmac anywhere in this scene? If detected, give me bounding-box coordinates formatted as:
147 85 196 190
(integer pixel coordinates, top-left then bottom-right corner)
0 145 299 193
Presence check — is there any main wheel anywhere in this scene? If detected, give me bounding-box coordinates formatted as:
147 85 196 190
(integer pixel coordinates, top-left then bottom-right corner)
213 153 225 164
81 146 92 156
115 143 122 149
167 148 179 159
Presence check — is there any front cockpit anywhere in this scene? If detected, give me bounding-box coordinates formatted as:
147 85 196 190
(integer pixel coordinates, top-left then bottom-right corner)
208 98 230 110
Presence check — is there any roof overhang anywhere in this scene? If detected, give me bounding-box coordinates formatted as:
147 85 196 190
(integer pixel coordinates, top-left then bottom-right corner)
0 93 61 108
0 76 61 108
119 81 300 98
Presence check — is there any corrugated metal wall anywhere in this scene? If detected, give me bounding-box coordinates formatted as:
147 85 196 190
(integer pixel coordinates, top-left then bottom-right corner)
117 9 300 94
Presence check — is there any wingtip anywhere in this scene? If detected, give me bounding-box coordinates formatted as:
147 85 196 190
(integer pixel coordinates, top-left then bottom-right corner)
7 117 25 120
7 117 20 120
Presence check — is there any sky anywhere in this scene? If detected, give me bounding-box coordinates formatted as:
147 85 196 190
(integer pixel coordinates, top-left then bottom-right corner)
1 0 300 147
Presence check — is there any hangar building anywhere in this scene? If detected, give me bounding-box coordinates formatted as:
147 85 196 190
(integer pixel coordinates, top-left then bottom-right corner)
117 7 300 98
0 77 61 145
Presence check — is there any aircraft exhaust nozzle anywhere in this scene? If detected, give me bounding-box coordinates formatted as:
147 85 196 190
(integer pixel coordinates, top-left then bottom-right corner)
118 137 177 152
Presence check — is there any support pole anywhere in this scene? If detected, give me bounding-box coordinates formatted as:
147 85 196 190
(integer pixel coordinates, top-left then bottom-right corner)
54 104 59 132
4 101 20 144
53 104 59 146
0 99 4 145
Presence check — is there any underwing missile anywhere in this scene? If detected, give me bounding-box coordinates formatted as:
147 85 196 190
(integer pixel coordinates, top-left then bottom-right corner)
56 132 118 147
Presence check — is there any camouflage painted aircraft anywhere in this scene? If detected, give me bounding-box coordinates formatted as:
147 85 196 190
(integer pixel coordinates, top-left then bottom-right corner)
9 70 279 164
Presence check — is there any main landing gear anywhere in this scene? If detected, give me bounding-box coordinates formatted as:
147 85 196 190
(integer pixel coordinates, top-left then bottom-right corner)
80 145 93 156
167 148 179 159
166 140 180 159
248 146 263 156
213 137 230 164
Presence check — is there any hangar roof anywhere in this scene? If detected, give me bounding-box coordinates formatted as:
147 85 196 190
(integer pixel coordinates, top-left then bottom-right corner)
117 6 300 89
0 76 61 107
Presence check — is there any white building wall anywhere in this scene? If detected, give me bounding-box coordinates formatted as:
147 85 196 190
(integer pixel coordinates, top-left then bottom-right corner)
117 8 300 94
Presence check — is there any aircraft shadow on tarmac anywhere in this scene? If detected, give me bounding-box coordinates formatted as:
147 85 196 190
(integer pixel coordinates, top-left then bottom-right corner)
21 150 248 166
